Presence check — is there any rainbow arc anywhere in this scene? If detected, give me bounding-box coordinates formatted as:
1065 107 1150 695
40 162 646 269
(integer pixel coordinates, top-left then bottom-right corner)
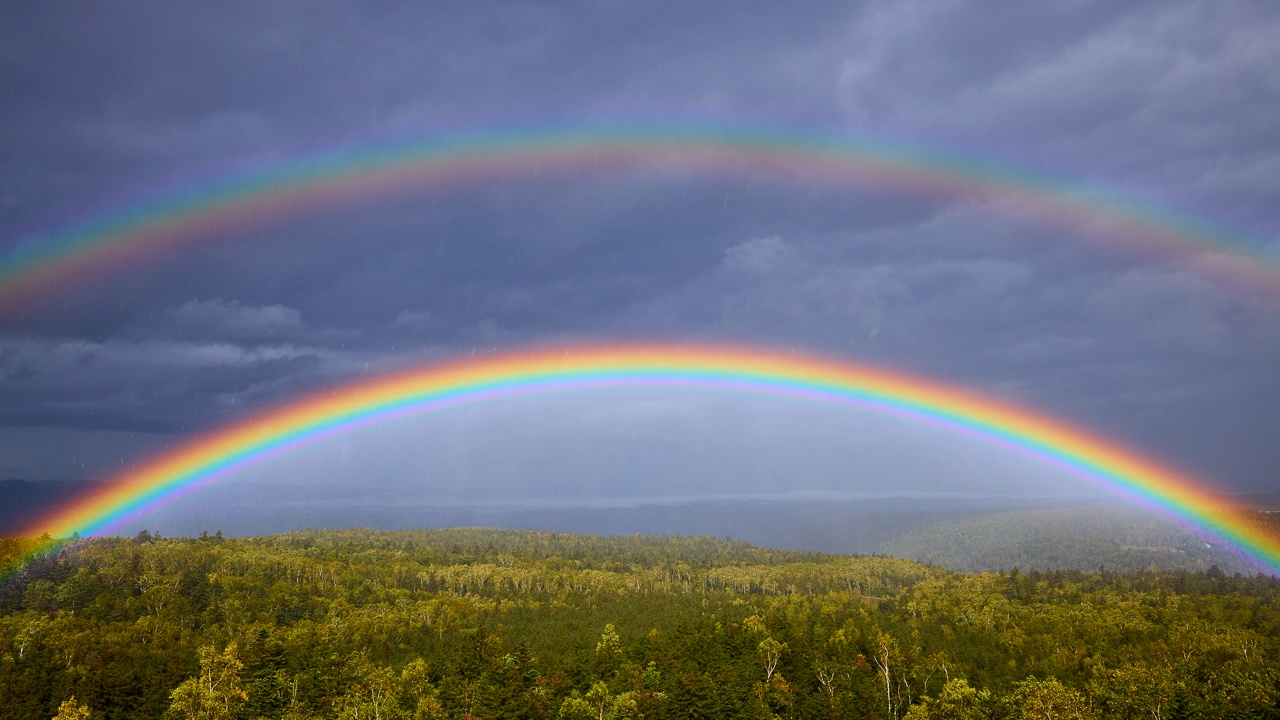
18 343 1280 575
4 124 1277 576
4 123 1278 307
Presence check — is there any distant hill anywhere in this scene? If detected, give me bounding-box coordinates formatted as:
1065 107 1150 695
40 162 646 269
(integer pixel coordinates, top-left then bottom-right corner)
0 478 99 535
101 480 1070 554
3 478 1272 574
1237 492 1280 510
882 505 1258 574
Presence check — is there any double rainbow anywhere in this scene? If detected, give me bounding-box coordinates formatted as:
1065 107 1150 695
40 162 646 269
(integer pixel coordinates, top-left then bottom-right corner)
3 122 1278 308
19 344 1280 574
4 124 1277 576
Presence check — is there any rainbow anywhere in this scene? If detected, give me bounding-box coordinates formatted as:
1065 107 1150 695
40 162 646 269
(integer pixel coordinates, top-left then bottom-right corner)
17 343 1280 574
3 122 1278 308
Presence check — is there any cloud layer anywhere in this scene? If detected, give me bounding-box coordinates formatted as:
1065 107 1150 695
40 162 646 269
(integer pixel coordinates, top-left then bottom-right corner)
2 1 1278 501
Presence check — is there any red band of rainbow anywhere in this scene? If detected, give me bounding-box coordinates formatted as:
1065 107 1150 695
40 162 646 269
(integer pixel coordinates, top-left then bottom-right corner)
20 344 1279 574
4 123 1277 309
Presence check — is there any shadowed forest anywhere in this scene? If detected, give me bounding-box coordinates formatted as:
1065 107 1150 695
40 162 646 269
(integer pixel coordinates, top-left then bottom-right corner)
3 528 1278 720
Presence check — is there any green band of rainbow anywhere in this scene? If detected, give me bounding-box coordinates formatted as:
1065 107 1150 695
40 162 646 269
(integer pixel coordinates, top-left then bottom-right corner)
20 343 1280 574
4 123 1277 307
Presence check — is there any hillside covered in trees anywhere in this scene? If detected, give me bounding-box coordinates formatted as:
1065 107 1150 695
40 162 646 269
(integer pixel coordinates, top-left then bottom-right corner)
882 506 1280 575
2 528 1278 720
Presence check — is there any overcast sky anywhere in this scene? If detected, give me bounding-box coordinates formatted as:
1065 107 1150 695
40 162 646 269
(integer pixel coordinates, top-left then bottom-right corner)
1 1 1278 513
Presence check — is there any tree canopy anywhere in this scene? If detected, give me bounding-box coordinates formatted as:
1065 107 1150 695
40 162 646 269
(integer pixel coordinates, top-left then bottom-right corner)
1 528 1277 719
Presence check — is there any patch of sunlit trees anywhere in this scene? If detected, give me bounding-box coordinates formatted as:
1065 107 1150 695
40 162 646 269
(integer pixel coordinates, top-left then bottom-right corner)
1 527 1276 719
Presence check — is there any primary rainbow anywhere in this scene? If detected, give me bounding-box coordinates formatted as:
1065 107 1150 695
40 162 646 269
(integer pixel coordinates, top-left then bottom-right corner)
3 122 1278 307
18 343 1280 574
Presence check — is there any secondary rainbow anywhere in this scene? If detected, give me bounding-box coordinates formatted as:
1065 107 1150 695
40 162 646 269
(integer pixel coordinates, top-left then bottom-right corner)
19 343 1280 574
3 122 1278 308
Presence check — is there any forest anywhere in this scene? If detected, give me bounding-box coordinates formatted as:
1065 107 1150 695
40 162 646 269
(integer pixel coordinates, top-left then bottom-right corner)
2 528 1278 720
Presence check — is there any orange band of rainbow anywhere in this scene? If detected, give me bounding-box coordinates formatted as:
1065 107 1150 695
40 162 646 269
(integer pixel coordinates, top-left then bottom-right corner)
19 344 1279 574
5 124 1277 309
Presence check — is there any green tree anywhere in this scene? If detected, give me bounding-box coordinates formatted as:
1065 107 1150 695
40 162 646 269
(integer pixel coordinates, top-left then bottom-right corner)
870 632 905 719
399 659 446 720
559 681 639 720
595 623 623 681
1007 677 1095 720
1093 662 1182 720
52 697 92 720
166 643 248 720
758 637 786 683
334 654 406 720
904 678 993 720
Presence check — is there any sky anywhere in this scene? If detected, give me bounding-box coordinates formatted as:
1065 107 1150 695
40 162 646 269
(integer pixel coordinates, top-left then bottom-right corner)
1 1 1279 520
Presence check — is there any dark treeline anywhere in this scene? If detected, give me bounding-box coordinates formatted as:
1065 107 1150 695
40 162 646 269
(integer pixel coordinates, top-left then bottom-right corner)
2 528 1278 720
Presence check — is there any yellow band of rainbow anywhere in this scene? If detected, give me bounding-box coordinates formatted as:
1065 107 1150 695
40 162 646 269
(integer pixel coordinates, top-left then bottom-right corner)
21 343 1279 574
5 123 1277 309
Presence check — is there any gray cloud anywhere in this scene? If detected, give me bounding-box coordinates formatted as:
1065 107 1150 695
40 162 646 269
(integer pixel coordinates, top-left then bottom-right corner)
1 1 1278 506
165 299 303 338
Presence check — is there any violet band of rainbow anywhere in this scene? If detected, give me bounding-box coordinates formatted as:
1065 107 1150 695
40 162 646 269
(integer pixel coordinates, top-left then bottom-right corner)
4 124 1277 308
21 343 1280 575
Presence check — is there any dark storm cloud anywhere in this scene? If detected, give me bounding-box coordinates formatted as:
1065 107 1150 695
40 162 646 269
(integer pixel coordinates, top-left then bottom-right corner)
2 1 1278 499
827 1 1280 226
0 334 345 428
